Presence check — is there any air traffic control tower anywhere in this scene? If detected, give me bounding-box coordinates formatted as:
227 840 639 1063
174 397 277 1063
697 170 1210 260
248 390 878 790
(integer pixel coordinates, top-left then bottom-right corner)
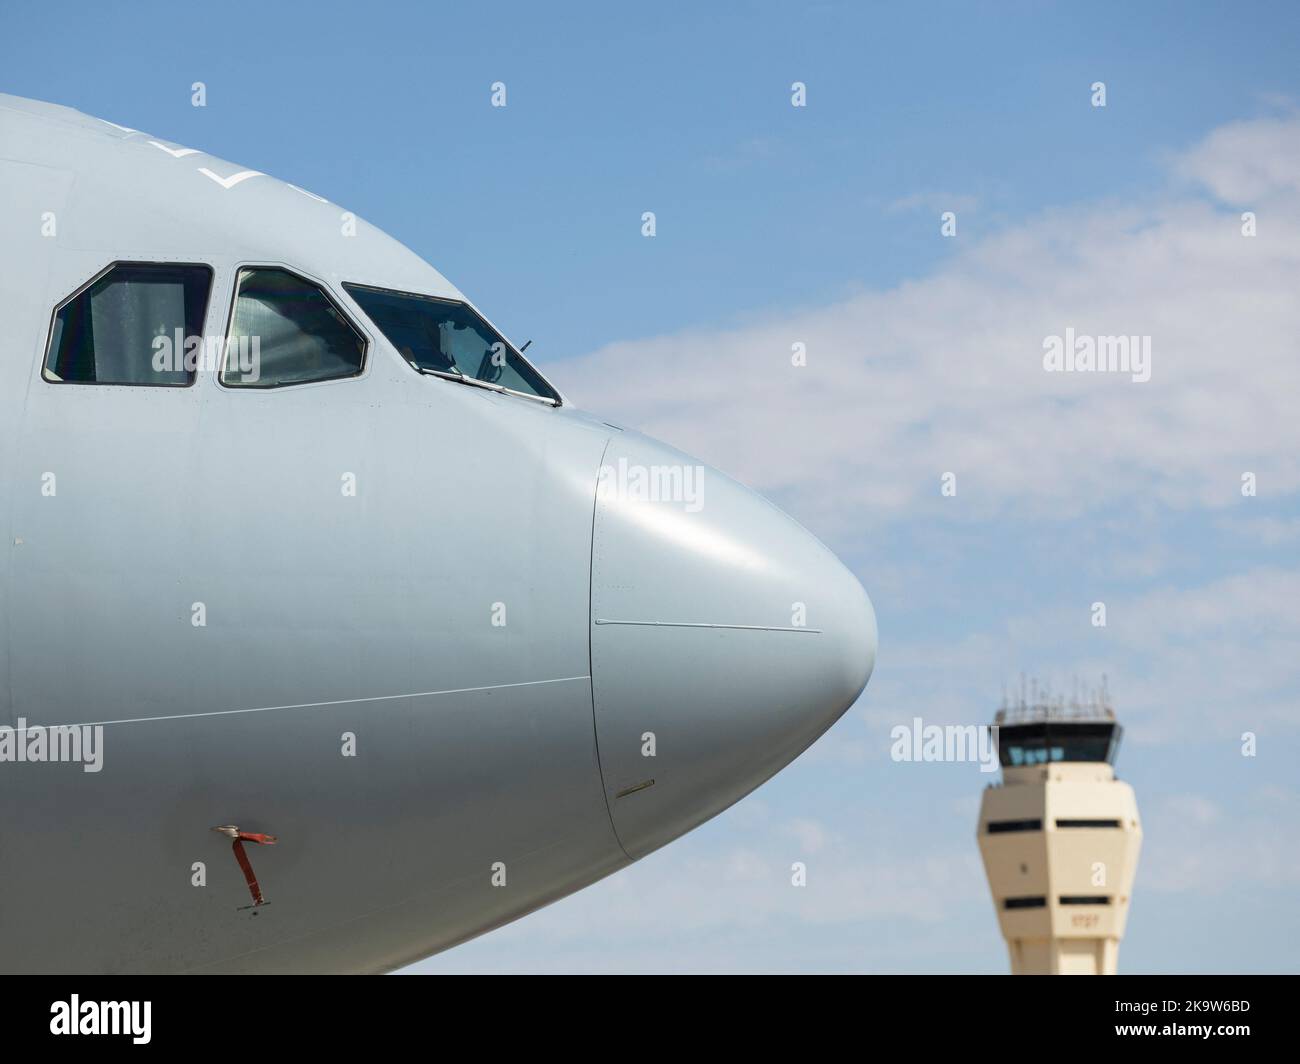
977 687 1141 974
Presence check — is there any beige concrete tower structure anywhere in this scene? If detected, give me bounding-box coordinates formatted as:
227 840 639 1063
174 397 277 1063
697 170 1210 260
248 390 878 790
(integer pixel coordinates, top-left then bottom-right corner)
977 688 1141 974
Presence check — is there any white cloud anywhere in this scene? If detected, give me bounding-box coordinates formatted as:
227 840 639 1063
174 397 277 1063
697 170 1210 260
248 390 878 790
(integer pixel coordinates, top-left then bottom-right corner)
410 803 992 972
782 816 831 854
1174 114 1300 202
855 565 1300 743
552 117 1300 539
886 190 979 215
701 135 780 172
1221 513 1300 547
1095 566 1300 740
1141 787 1300 895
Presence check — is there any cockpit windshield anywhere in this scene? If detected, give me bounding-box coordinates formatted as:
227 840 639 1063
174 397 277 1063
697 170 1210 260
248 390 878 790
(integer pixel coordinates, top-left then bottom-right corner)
343 283 559 403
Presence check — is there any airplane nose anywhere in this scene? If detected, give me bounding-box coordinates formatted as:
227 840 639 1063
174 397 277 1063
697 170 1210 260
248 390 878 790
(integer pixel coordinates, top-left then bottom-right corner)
589 432 877 859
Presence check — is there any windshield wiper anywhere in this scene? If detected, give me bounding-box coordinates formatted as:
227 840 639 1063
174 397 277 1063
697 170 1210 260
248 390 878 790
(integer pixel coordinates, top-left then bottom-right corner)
414 363 464 381
413 363 559 406
415 364 500 393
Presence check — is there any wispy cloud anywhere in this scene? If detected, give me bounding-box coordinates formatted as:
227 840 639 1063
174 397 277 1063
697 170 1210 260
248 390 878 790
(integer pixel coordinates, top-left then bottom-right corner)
551 116 1300 538
885 190 979 215
701 135 782 172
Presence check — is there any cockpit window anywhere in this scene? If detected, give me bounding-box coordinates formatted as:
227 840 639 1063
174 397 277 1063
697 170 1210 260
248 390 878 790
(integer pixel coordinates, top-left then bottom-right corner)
342 283 560 403
222 267 367 388
44 262 212 386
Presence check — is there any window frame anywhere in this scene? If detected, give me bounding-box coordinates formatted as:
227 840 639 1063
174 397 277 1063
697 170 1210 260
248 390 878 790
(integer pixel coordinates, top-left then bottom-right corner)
218 264 371 391
341 281 562 407
41 260 215 389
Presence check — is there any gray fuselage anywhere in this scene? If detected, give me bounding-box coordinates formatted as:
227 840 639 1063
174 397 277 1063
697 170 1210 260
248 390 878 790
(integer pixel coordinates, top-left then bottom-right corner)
0 95 876 973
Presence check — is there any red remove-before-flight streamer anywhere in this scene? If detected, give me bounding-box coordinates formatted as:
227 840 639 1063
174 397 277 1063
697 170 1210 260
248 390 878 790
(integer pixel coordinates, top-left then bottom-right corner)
212 825 278 907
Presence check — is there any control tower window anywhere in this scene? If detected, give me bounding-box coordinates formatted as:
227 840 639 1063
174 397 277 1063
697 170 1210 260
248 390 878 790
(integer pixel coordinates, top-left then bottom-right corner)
44 262 212 386
998 722 1122 768
343 282 560 403
222 268 367 388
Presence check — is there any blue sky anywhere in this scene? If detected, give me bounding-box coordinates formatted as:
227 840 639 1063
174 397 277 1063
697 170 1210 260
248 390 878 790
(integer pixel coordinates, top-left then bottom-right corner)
7 1 1299 972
